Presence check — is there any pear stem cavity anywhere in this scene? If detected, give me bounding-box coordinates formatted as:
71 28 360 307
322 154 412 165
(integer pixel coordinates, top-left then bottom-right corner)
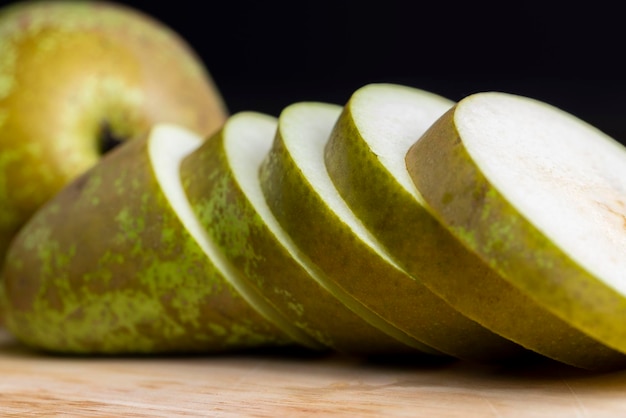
98 121 126 154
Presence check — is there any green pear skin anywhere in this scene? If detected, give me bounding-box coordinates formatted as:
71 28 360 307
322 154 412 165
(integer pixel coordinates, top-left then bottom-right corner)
0 129 291 354
405 95 626 370
180 111 433 355
0 0 228 266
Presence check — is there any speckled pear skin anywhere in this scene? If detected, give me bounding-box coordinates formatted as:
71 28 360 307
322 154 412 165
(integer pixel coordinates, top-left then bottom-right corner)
0 135 291 354
180 112 428 355
405 105 626 371
258 103 525 363
0 0 228 265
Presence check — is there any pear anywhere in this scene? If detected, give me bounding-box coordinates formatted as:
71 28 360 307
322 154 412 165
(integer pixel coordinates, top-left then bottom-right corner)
0 0 228 265
0 125 293 354
180 111 436 355
259 101 524 362
325 83 456 271
406 91 626 370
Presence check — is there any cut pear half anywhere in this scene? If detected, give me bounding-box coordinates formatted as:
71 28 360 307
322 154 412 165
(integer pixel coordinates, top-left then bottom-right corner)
1 124 293 354
259 101 522 362
324 83 527 362
407 92 626 370
181 111 433 355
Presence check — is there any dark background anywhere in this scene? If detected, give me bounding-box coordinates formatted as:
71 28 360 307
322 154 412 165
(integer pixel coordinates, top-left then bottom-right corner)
10 1 626 142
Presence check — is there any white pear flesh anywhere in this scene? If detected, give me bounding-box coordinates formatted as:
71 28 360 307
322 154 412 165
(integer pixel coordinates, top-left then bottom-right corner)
0 124 293 354
406 91 626 370
330 83 454 196
259 101 523 362
180 111 432 354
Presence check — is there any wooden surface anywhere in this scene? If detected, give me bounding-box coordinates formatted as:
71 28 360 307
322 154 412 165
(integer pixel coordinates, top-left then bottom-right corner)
2 329 626 417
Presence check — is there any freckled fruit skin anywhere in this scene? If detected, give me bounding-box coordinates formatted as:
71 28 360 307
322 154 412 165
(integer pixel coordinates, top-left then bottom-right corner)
0 134 291 354
0 0 228 266
181 112 425 355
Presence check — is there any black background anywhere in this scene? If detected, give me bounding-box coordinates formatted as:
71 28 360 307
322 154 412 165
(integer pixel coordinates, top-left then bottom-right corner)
7 1 626 142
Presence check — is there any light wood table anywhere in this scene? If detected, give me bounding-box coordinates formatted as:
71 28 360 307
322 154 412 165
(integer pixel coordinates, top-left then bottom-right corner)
2 328 626 417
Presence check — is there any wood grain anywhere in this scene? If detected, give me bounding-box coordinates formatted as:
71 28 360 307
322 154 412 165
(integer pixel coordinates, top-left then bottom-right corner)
2 328 626 417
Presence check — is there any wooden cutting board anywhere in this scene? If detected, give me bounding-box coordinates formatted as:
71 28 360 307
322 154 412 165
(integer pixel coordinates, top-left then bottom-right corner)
2 328 626 417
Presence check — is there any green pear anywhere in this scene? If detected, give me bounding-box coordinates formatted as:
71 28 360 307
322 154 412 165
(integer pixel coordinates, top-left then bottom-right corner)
325 83 456 271
406 91 626 370
0 124 293 354
180 111 436 355
0 0 228 266
259 101 524 362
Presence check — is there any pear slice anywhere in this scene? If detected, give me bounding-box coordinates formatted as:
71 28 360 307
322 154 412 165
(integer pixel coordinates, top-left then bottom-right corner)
180 111 434 355
325 83 454 268
323 84 528 362
406 91 626 370
259 101 523 362
0 124 296 354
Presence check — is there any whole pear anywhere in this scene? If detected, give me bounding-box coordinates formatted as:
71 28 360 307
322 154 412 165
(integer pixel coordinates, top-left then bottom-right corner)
0 0 228 265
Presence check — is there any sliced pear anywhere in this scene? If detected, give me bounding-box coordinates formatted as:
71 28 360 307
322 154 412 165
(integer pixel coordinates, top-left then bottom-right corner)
0 124 295 354
406 91 626 370
324 84 531 362
259 101 523 362
325 83 456 270
180 111 433 355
